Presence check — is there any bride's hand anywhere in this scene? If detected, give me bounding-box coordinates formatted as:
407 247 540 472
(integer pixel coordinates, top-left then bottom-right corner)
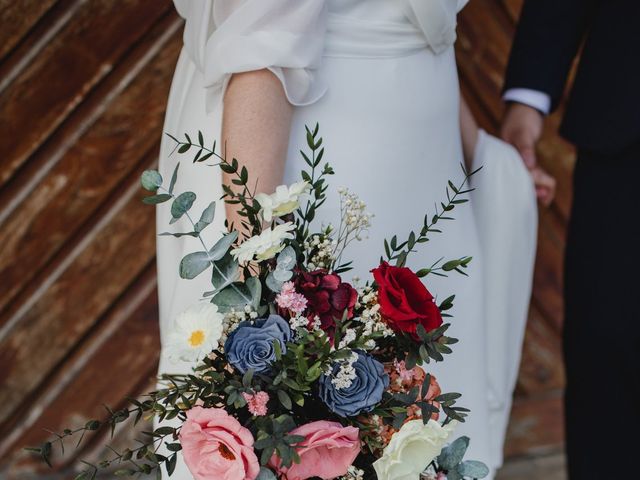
530 166 556 207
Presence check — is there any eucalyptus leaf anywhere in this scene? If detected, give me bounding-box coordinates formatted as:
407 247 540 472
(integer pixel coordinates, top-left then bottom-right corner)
437 436 470 471
194 201 216 232
266 272 284 293
159 231 198 238
273 268 293 282
141 170 163 191
457 460 490 478
142 194 172 205
179 251 211 279
256 467 277 480
211 283 250 313
211 253 240 291
209 231 238 261
276 246 296 270
171 192 197 220
169 163 179 194
246 276 262 309
446 469 462 480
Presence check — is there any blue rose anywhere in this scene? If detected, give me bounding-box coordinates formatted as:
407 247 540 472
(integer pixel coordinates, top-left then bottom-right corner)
224 314 292 374
318 351 389 417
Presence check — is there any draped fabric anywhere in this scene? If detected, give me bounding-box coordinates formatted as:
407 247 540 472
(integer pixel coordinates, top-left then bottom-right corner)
173 0 468 111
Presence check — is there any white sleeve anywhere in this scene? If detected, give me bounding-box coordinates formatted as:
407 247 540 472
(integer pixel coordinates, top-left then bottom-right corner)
174 0 328 110
503 88 551 115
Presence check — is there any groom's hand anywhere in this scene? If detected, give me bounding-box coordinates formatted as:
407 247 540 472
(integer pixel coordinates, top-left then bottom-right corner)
501 102 556 206
500 102 544 168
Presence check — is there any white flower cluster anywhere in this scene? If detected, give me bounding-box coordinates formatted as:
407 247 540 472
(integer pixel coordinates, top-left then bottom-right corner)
337 187 372 242
339 466 365 480
338 328 357 349
219 305 258 347
331 351 360 390
288 315 310 337
355 286 394 347
304 232 337 271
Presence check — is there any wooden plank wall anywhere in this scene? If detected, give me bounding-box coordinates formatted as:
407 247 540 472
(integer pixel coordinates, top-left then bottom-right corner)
0 0 573 476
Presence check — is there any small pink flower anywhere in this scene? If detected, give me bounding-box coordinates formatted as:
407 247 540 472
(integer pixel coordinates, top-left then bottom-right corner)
437 473 448 480
242 391 269 416
276 281 308 314
269 420 360 480
179 406 260 480
394 359 415 383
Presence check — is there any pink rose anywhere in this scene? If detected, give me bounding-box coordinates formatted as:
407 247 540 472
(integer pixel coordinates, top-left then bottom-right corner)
270 420 360 480
179 406 260 480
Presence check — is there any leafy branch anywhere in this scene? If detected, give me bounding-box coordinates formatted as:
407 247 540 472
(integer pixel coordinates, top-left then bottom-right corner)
295 124 334 245
165 132 262 237
383 164 481 268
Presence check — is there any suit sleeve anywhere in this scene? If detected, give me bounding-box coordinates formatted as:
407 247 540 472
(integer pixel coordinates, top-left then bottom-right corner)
503 0 597 112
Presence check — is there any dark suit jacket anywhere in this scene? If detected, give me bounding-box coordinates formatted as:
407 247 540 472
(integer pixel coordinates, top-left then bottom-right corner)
504 0 640 153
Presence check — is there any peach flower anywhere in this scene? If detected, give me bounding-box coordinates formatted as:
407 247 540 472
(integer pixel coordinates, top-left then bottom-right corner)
179 406 260 480
270 420 360 480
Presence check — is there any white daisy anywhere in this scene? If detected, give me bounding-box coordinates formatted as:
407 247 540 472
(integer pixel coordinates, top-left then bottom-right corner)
230 222 295 263
165 303 224 363
255 181 311 222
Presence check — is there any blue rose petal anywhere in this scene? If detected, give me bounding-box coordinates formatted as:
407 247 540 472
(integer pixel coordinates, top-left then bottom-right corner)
225 315 292 374
318 351 389 417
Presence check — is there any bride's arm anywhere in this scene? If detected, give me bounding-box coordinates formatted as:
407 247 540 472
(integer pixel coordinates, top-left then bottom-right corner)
221 69 293 231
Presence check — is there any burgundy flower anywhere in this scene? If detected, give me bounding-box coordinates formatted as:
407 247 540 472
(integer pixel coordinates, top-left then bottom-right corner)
295 270 357 333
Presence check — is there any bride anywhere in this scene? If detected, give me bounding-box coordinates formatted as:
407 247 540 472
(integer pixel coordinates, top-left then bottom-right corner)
156 0 552 478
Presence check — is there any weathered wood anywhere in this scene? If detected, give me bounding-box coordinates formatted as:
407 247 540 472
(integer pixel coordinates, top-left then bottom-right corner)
505 392 565 458
0 0 173 189
0 267 159 474
0 0 58 61
0 152 158 427
516 306 565 396
530 209 566 332
0 18 182 319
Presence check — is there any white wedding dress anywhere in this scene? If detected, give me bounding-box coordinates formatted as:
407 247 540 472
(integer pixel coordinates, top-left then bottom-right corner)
155 1 537 478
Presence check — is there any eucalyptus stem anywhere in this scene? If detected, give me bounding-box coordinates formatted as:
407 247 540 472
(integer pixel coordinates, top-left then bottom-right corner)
158 186 251 304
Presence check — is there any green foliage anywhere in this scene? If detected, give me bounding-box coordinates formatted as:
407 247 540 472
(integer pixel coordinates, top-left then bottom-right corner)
382 164 481 268
266 246 296 292
179 251 211 279
436 436 489 479
295 124 334 245
141 170 163 192
194 201 216 232
28 125 487 479
210 253 240 291
170 191 197 222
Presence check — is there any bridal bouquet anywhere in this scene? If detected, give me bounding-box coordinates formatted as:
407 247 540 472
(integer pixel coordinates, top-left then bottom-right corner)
28 125 488 480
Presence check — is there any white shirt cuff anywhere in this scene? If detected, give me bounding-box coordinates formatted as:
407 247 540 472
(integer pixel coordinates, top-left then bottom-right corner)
503 88 551 115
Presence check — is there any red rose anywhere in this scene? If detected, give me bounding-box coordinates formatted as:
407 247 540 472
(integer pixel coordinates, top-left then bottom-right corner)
296 270 357 333
371 262 442 340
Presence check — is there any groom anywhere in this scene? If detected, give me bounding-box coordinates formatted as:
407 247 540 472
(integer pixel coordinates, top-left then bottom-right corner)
501 0 640 478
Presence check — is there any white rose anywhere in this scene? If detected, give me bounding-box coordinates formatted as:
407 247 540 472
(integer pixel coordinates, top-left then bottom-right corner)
373 419 458 480
230 222 295 263
165 303 224 363
255 181 311 222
